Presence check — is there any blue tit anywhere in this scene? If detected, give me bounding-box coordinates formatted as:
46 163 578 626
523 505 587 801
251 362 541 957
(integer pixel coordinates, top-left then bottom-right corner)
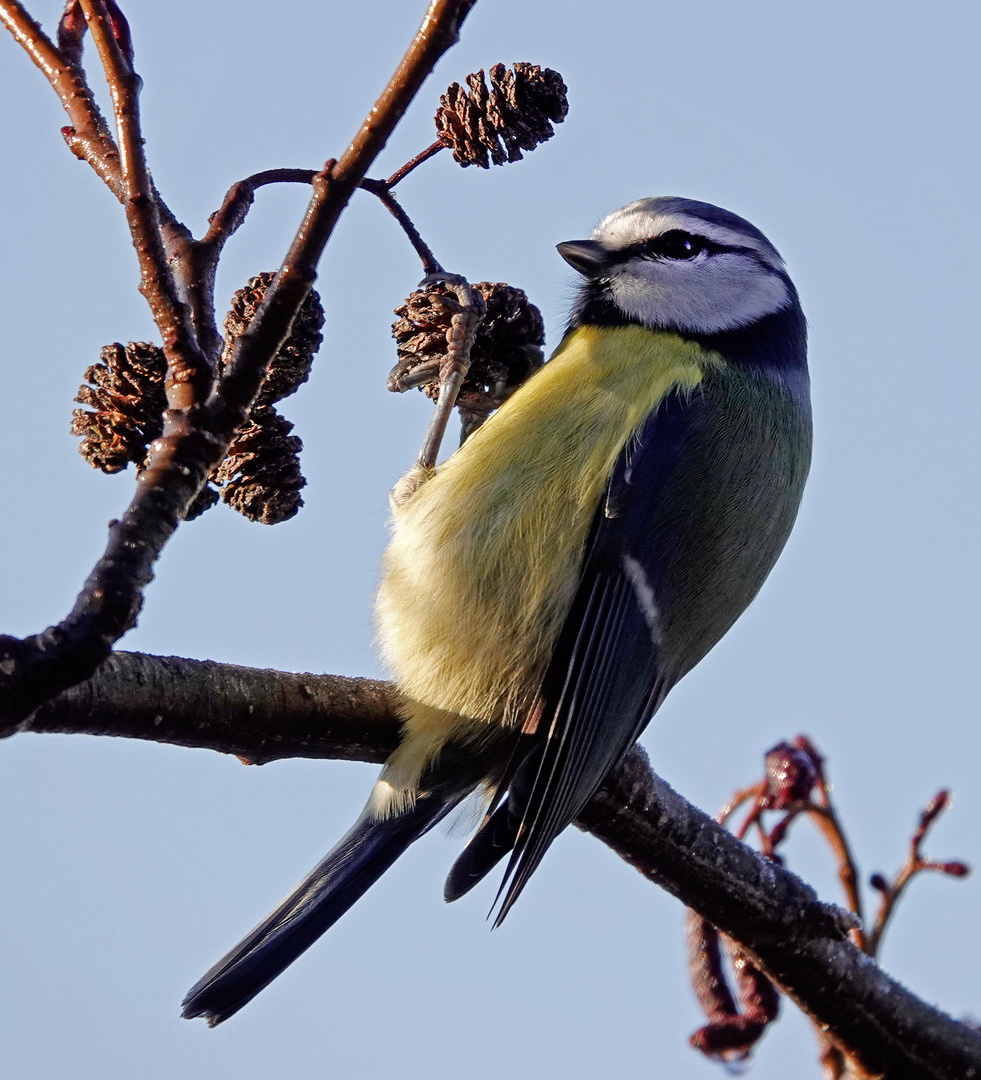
183 196 811 1025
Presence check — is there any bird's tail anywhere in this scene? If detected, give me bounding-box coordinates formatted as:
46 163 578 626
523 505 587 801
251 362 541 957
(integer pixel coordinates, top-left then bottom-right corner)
181 792 453 1026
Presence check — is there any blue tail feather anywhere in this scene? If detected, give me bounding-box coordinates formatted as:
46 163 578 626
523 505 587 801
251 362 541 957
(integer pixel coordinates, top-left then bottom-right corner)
181 795 452 1026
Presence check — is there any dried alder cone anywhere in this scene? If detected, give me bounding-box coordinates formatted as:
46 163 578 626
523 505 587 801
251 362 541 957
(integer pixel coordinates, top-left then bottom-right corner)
221 272 323 407
71 275 324 524
436 62 568 168
212 407 306 526
72 342 166 474
390 280 545 434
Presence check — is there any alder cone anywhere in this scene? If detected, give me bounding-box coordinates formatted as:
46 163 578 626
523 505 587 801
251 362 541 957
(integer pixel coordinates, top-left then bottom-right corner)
213 407 306 525
435 62 568 168
222 272 325 406
390 280 545 436
71 342 166 473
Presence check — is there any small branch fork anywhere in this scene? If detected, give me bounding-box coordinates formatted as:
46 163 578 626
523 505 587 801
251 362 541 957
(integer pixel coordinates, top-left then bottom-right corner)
0 0 479 732
15 653 981 1080
866 790 969 958
693 736 972 1078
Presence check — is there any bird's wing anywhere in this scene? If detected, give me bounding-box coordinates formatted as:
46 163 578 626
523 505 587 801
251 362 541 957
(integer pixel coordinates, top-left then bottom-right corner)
487 388 699 923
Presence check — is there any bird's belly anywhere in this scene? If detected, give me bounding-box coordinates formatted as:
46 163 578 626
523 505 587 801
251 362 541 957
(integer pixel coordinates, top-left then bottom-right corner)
375 325 708 771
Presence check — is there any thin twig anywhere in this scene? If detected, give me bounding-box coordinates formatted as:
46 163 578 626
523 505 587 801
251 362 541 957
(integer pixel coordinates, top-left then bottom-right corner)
717 783 764 828
0 0 123 195
866 791 967 958
360 178 443 273
807 804 865 946
168 168 319 362
386 138 445 187
210 0 479 459
202 168 318 251
80 0 211 410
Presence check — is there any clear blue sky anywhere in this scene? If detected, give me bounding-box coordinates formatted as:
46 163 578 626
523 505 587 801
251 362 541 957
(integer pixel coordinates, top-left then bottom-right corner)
1 2 979 1077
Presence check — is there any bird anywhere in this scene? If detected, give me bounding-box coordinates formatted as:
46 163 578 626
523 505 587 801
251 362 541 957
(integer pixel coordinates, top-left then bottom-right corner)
182 195 812 1026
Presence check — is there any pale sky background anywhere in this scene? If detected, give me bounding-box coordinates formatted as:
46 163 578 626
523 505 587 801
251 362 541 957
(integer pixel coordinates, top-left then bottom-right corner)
1 2 980 1078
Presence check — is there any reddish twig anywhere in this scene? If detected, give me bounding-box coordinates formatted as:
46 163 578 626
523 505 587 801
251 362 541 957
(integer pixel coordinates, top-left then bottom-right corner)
687 912 780 1063
807 803 865 946
213 0 479 425
80 0 211 409
701 737 972 1076
866 791 970 958
202 168 319 251
1 0 123 195
359 178 443 274
162 168 320 363
385 138 445 187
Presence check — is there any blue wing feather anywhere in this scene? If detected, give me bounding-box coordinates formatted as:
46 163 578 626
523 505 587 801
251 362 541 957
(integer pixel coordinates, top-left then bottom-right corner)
490 391 698 922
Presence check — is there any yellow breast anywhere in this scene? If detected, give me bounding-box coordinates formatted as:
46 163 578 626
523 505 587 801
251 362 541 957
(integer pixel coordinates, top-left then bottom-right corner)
375 324 710 777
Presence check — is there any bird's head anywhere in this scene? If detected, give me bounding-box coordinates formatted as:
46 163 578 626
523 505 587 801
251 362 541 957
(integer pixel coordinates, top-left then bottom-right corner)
560 196 797 335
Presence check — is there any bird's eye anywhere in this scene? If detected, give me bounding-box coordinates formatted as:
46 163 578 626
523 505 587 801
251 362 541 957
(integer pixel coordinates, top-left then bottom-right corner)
654 230 705 260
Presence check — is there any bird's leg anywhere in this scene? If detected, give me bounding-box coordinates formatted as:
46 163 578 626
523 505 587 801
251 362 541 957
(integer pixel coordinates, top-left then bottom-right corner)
391 272 486 508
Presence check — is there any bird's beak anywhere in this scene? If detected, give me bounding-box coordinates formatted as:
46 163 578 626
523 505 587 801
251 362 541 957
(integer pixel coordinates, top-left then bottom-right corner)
556 240 610 277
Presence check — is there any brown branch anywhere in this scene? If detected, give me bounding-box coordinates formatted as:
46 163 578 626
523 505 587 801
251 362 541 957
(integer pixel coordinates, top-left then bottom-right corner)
360 179 443 273
16 651 981 1080
867 791 969 959
0 0 479 733
23 652 401 765
80 0 210 409
386 139 445 187
1 0 123 195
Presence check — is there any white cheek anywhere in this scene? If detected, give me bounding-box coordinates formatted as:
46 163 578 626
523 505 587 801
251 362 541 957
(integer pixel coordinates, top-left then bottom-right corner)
609 256 790 333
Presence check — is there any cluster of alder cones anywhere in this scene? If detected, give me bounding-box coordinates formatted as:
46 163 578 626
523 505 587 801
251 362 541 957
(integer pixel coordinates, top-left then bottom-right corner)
72 62 565 516
72 274 323 525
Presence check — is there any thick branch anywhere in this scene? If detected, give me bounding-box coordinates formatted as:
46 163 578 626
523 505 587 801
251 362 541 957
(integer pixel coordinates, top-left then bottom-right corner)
24 651 400 764
19 652 981 1080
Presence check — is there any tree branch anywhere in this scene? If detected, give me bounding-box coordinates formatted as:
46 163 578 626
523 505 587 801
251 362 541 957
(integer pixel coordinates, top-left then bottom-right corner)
0 0 123 195
18 651 981 1080
0 0 478 732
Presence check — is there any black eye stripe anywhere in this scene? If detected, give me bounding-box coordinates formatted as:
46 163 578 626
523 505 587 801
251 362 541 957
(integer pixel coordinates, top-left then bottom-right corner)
606 235 762 267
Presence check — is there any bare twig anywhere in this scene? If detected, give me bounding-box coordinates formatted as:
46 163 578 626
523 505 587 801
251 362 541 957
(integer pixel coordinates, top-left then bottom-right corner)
0 0 480 731
0 0 123 195
216 0 479 408
385 139 445 187
808 803 865 946
360 178 443 273
866 791 970 958
202 168 318 252
14 653 981 1080
164 168 320 364
80 0 211 408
